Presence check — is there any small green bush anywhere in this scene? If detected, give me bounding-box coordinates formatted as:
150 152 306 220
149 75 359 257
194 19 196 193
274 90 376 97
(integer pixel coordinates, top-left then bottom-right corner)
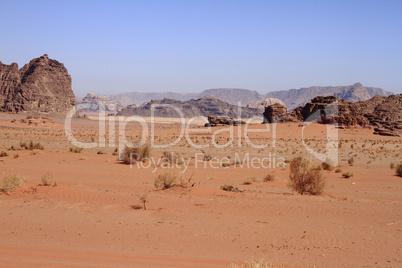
154 172 176 190
0 174 26 193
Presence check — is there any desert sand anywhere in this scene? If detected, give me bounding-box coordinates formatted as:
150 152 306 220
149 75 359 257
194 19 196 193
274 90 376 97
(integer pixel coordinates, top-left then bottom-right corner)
0 113 401 267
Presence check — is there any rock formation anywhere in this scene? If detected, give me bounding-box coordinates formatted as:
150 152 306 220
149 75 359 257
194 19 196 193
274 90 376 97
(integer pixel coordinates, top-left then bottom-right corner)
0 54 75 114
77 93 122 113
117 96 260 118
267 94 402 136
247 98 286 113
262 103 290 123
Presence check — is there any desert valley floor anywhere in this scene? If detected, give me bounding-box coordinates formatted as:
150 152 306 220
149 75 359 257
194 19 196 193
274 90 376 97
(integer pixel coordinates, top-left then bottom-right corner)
0 113 401 267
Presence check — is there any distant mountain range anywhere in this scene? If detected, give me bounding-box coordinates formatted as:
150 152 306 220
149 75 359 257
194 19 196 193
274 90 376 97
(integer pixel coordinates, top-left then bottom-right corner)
109 83 393 111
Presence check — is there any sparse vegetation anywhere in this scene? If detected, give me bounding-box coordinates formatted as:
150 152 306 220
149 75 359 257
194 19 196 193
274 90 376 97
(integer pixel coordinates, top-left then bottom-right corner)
13 154 19 159
348 157 355 166
97 150 106 155
78 156 87 160
20 140 44 150
0 174 26 194
335 168 342 173
220 184 239 192
112 148 118 156
138 193 148 210
154 172 177 190
390 162 395 169
0 151 8 157
69 146 83 153
228 258 276 268
161 151 183 165
342 172 354 179
40 172 54 186
396 164 402 177
288 157 325 195
263 174 275 182
321 160 335 171
242 177 259 185
123 144 151 164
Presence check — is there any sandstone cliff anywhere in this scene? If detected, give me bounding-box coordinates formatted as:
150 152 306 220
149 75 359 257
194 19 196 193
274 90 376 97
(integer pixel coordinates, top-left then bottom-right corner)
0 54 75 114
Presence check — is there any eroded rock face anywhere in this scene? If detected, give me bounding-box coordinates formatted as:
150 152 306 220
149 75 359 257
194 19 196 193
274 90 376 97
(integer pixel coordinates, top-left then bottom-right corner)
294 95 402 136
263 103 289 123
0 54 75 114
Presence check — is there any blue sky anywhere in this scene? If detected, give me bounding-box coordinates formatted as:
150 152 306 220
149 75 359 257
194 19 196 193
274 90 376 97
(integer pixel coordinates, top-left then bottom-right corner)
1 0 401 96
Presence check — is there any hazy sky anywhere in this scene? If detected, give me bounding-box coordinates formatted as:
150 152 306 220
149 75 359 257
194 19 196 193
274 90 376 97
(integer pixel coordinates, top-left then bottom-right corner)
1 0 401 96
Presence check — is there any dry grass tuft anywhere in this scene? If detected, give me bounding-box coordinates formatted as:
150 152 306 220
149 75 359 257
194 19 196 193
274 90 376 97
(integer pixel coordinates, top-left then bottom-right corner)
0 174 26 194
154 172 177 190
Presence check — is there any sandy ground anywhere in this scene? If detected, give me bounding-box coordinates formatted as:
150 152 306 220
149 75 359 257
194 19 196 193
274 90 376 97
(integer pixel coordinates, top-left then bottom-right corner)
0 112 401 267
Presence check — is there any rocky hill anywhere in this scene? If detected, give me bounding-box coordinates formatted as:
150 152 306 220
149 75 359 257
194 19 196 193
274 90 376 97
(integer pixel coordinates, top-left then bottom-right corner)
110 83 391 110
0 54 75 114
265 83 390 111
110 92 198 107
247 98 286 113
116 96 259 118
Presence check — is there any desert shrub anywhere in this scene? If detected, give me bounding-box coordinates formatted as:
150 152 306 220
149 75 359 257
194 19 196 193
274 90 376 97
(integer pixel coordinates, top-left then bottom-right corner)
154 172 176 190
97 150 106 155
228 258 275 268
0 174 26 193
123 144 151 164
78 156 87 160
13 154 19 159
321 161 334 171
243 177 259 185
40 172 54 186
69 146 83 153
335 168 342 173
288 157 325 195
348 157 355 166
161 151 183 165
263 174 275 182
396 164 402 177
138 193 148 210
220 184 239 192
112 148 118 155
342 172 354 179
0 151 8 157
390 162 395 169
20 140 44 150
178 172 195 188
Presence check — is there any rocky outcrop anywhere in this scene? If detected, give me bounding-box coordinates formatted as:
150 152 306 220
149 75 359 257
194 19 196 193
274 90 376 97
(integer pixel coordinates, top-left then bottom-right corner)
288 95 402 136
0 54 75 114
263 103 290 123
117 96 260 118
247 98 286 113
77 93 122 113
206 116 245 126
